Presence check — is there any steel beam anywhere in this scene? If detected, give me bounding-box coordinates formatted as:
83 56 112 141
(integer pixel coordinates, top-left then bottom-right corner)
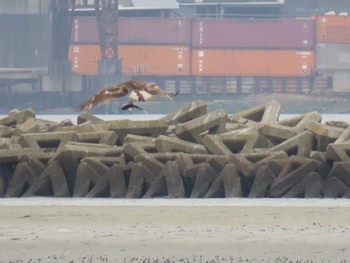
95 0 119 60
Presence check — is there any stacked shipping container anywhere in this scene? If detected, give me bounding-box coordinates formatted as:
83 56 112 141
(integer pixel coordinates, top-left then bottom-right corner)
67 15 350 94
68 17 191 76
191 18 315 77
118 17 191 76
68 17 100 74
191 18 316 93
316 15 350 92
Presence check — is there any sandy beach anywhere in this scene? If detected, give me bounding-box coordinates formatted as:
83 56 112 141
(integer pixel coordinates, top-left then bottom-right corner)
0 198 349 262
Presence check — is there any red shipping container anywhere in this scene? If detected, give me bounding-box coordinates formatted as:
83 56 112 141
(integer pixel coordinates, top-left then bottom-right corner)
70 16 99 44
192 18 315 49
316 15 350 43
119 45 190 76
192 49 315 77
68 45 100 75
118 17 191 45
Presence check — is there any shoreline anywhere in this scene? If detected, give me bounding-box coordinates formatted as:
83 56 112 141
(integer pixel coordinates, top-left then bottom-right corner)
1 197 350 207
0 198 349 262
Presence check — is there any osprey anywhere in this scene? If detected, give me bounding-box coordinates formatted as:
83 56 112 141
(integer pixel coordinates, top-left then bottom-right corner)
80 80 177 111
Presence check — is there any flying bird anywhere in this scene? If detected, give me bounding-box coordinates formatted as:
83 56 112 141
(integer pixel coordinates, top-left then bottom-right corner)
79 80 177 112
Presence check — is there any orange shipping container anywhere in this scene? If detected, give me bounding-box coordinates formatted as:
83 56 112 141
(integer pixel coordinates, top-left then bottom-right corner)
118 45 190 76
68 45 100 75
316 15 350 43
192 49 315 77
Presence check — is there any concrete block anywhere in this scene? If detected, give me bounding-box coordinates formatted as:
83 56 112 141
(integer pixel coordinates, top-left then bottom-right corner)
176 154 201 181
224 123 251 133
342 188 350 198
23 160 70 197
202 134 231 155
80 157 109 176
277 111 322 132
76 131 118 145
134 153 164 176
18 155 46 175
11 118 40 136
59 118 75 127
162 161 186 198
139 152 171 163
175 109 227 144
123 134 156 144
205 163 242 198
125 162 152 198
45 119 75 133
310 151 332 179
269 156 319 197
324 176 348 198
51 142 123 193
52 142 122 162
32 118 60 133
0 125 13 137
207 156 229 175
81 156 126 173
18 131 77 152
160 100 207 125
266 159 287 176
203 127 260 155
0 176 5 197
249 165 276 198
123 141 156 162
305 122 344 151
86 164 127 198
143 173 167 198
261 125 298 146
228 100 280 126
77 111 105 125
190 164 217 198
0 138 18 150
44 119 76 132
155 135 207 154
283 172 323 198
5 162 38 197
0 109 35 127
331 162 350 187
333 126 350 144
325 120 349 129
166 154 223 196
108 119 168 143
53 123 109 133
19 152 55 164
0 148 48 164
73 162 102 197
326 143 350 162
228 151 288 178
268 131 314 157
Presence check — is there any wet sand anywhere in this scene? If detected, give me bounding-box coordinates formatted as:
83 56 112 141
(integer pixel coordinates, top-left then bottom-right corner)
0 198 350 263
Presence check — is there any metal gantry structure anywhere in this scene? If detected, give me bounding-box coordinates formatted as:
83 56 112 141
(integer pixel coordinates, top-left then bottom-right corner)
51 0 119 74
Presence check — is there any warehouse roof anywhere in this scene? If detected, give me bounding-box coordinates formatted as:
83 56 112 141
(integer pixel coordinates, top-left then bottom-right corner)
119 0 179 10
178 0 284 6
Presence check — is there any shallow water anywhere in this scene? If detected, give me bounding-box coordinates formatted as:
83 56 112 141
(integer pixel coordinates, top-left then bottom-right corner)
2 113 350 124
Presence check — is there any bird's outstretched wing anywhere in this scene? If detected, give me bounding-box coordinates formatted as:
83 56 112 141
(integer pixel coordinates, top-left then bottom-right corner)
79 80 177 111
79 84 129 111
141 82 178 101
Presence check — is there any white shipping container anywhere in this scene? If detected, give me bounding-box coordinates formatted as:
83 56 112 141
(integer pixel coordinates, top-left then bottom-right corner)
0 0 50 14
316 43 350 71
333 71 350 93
